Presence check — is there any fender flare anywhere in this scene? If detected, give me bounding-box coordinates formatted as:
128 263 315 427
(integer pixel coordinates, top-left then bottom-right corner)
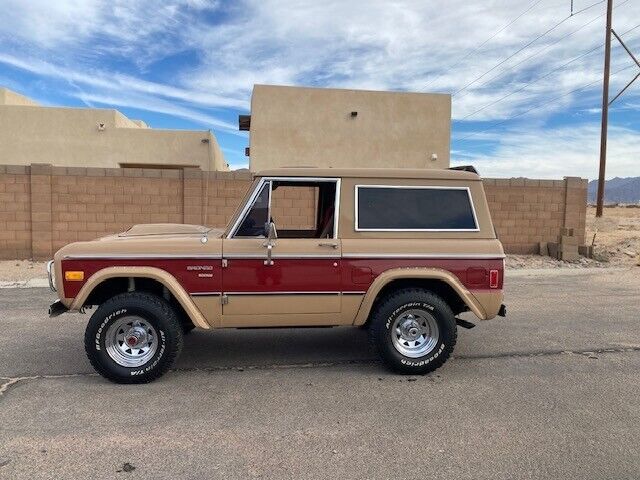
353 267 487 325
68 266 211 329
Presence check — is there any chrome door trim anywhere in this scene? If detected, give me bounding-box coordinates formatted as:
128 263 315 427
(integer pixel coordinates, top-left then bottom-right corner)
62 254 223 260
227 176 341 239
224 291 341 296
341 253 505 259
224 253 341 260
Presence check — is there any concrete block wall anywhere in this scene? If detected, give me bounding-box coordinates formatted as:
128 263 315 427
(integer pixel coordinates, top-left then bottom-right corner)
50 166 184 254
0 165 32 259
0 165 588 259
270 185 318 230
483 177 587 254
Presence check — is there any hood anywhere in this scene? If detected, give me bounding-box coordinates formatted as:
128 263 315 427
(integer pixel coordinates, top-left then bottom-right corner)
118 224 219 237
55 223 224 260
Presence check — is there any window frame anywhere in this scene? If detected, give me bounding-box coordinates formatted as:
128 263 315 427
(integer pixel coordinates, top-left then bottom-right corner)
354 184 480 232
227 176 341 239
232 180 272 238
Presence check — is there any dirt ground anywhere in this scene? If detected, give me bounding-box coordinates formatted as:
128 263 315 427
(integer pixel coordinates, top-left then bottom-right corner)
0 207 638 281
586 206 640 266
509 206 640 269
0 260 48 282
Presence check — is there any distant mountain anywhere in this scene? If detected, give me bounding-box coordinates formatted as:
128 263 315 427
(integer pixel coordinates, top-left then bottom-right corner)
587 177 640 204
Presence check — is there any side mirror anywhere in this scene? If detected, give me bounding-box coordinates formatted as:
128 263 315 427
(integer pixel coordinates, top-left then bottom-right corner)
263 221 277 266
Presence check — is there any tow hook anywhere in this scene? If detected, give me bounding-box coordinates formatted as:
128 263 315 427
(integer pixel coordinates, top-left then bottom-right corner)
455 318 476 329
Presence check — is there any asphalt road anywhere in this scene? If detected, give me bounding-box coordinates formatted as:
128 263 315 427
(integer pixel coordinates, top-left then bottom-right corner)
1 268 639 479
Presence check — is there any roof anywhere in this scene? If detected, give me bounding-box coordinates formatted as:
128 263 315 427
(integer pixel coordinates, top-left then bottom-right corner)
254 167 481 180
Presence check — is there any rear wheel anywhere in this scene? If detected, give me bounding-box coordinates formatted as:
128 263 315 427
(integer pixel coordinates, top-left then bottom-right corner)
84 292 183 384
369 288 457 375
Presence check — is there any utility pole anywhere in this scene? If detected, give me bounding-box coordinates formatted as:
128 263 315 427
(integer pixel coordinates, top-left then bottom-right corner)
595 0 613 218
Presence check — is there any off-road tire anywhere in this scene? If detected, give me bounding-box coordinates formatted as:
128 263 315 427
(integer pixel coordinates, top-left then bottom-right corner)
369 288 457 375
84 292 183 384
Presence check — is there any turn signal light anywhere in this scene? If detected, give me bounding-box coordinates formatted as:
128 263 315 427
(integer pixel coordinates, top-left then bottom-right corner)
64 271 85 281
489 269 499 289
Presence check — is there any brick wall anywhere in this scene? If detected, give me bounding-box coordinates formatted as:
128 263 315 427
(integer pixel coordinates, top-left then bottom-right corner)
484 177 587 254
0 164 587 259
0 166 31 259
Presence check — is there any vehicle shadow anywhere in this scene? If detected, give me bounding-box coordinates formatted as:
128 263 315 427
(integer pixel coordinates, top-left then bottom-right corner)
176 326 375 370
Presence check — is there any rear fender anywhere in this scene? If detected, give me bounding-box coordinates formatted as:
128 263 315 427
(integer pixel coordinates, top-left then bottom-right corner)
353 267 487 325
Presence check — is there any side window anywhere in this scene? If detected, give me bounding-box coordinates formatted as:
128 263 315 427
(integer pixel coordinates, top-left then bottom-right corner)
235 182 271 237
356 186 478 231
233 179 339 238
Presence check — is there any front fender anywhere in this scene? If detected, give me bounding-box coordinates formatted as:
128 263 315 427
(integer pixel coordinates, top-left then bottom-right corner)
68 266 211 329
353 267 487 326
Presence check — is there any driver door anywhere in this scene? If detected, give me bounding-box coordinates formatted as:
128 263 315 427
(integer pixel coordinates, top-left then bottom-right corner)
221 178 342 327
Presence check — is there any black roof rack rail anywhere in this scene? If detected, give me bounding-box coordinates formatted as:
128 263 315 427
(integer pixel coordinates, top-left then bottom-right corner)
448 165 478 174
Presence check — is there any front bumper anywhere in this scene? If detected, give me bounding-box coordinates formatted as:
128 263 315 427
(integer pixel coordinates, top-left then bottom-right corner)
46 260 56 292
49 300 69 317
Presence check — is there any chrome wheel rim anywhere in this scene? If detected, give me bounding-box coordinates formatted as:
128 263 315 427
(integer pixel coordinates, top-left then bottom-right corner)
391 308 439 358
105 316 158 368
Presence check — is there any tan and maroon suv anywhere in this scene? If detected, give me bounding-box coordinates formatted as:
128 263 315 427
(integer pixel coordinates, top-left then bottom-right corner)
47 167 506 383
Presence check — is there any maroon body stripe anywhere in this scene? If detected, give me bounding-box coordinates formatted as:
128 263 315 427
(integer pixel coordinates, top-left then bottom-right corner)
61 259 222 298
341 258 504 292
223 259 340 293
61 256 503 299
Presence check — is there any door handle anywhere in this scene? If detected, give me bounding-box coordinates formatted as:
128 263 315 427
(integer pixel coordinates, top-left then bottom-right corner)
318 242 339 249
263 243 274 266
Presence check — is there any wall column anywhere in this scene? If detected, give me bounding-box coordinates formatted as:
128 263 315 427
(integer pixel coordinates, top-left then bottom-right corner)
183 168 204 225
563 176 588 245
30 163 53 260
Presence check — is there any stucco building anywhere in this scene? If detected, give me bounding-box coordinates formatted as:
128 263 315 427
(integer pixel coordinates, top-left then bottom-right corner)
240 84 451 171
0 88 227 171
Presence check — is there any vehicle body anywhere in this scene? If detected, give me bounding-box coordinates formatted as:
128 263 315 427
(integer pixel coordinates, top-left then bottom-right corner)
48 167 506 383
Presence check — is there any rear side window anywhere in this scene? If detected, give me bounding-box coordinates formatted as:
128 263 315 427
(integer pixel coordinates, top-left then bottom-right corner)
355 185 478 231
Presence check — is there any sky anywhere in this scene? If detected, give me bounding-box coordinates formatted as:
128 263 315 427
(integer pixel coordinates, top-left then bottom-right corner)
0 0 638 179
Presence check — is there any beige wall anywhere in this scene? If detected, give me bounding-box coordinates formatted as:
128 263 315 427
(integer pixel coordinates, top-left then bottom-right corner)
0 164 587 260
0 88 40 106
0 88 227 171
248 85 451 172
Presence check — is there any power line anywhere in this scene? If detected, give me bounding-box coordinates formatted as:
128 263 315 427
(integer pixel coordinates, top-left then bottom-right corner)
454 0 632 100
460 23 640 121
456 63 636 142
421 0 545 91
453 0 605 97
461 45 603 120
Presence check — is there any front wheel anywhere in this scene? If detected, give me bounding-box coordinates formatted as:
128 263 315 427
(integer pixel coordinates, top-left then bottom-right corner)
84 292 183 384
369 289 457 375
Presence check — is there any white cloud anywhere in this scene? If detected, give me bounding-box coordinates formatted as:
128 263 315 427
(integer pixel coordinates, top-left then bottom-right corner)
453 124 640 179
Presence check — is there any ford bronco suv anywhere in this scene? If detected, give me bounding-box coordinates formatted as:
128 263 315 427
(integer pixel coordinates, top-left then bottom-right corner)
47 167 506 383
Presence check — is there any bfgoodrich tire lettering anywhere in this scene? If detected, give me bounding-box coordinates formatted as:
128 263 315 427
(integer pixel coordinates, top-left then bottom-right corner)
84 292 183 384
369 288 457 375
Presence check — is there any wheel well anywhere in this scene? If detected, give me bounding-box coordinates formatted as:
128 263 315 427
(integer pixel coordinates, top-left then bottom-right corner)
83 277 193 328
369 278 468 320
